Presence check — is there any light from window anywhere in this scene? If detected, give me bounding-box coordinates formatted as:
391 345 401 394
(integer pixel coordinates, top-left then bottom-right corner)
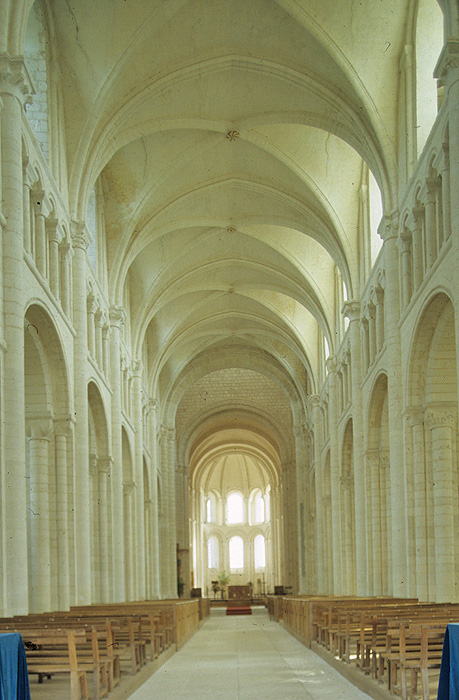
208 536 219 569
206 498 212 523
255 493 265 523
254 535 266 569
369 171 383 264
229 536 244 569
227 492 243 524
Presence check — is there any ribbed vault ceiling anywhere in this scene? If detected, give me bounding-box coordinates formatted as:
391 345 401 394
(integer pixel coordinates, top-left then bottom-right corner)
47 0 411 448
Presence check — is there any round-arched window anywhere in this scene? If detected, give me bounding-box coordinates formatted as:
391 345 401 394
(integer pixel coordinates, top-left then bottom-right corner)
229 536 244 569
227 492 244 524
207 536 219 569
254 534 266 570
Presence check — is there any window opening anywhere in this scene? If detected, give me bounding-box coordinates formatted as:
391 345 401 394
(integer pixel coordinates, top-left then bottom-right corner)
229 536 244 569
254 534 266 569
255 492 265 523
227 492 244 524
208 536 219 569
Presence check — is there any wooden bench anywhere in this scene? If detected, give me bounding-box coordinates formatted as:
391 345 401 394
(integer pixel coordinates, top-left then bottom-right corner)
0 628 104 700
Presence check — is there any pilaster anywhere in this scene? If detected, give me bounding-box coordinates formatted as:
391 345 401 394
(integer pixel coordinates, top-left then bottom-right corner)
425 408 457 602
326 356 342 592
148 398 160 597
310 396 325 592
71 222 92 604
0 55 34 614
381 215 407 595
54 418 72 610
132 359 146 599
98 456 113 601
26 417 53 612
343 299 367 594
109 305 126 600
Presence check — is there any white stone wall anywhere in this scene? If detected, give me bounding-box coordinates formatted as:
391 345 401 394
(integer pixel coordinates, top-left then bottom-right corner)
1 4 459 617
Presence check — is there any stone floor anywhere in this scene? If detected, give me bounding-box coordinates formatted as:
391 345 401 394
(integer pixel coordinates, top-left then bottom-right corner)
129 607 373 700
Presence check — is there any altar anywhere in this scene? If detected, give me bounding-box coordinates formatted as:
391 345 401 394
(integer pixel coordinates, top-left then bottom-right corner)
227 585 251 606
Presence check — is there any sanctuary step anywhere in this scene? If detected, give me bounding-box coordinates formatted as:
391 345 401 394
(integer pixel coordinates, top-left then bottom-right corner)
225 606 252 616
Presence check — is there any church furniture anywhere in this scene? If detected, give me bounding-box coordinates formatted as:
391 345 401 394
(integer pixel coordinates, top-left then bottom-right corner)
227 585 252 606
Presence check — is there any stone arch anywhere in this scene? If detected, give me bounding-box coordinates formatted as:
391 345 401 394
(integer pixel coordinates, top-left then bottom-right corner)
190 430 280 594
341 419 356 594
24 303 71 612
163 345 307 439
366 373 391 595
406 291 458 601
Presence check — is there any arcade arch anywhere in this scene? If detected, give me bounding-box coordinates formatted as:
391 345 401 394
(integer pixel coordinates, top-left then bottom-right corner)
189 425 283 597
406 293 459 602
24 304 70 612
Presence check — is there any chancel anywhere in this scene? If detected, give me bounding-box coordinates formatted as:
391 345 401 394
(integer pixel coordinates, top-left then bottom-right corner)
0 0 458 698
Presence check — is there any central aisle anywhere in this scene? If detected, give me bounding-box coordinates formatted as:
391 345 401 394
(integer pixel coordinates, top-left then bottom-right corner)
130 608 373 700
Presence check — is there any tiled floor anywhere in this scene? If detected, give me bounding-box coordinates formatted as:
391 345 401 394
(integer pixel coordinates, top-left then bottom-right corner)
129 608 373 700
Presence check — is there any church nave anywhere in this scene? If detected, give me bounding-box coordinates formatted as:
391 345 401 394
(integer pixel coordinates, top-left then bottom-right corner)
129 609 372 700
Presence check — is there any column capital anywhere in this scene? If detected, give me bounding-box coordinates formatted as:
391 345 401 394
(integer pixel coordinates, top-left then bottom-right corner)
379 210 400 242
441 138 450 166
342 299 360 322
340 473 353 490
31 191 52 218
425 408 457 430
89 453 98 476
434 39 459 88
98 456 113 473
308 395 322 425
53 415 74 436
46 218 64 244
149 398 159 411
0 54 34 105
397 233 412 254
293 422 308 438
371 284 385 306
132 359 143 377
380 450 390 471
123 481 136 495
71 221 90 250
23 157 36 187
404 407 424 427
26 416 53 440
326 354 337 373
109 305 126 328
364 448 380 467
87 295 98 315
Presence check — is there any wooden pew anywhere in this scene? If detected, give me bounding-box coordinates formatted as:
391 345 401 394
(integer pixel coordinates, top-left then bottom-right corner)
1 616 122 690
0 628 100 700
